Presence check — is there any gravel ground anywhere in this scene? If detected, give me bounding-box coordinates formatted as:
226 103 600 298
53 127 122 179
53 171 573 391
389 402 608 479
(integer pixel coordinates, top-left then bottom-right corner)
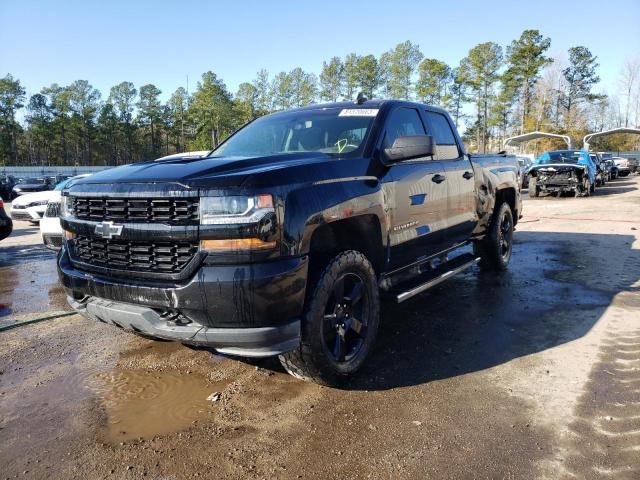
0 176 639 479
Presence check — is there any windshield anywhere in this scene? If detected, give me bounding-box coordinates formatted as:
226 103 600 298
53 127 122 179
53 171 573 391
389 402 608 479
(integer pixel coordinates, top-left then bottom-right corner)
18 177 45 184
537 151 582 165
54 179 70 190
209 108 377 158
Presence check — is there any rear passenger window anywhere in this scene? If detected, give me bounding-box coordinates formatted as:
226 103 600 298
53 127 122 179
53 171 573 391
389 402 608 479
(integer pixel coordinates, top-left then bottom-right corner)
383 108 426 149
425 112 460 160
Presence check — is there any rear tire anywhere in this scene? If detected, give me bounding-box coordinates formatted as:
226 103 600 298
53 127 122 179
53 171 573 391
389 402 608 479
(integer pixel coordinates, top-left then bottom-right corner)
279 250 380 386
474 202 514 272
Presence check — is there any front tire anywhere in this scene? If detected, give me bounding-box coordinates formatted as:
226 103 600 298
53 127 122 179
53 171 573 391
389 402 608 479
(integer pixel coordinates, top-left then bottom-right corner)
279 250 380 385
474 202 514 271
529 177 539 198
578 179 591 197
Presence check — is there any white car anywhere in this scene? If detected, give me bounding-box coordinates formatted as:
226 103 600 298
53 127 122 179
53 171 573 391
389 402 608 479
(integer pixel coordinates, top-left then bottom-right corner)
40 191 63 249
39 174 91 250
10 189 55 223
613 157 631 177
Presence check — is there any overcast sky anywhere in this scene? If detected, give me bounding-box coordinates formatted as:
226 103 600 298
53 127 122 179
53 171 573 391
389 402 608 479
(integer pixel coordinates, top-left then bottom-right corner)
1 0 639 103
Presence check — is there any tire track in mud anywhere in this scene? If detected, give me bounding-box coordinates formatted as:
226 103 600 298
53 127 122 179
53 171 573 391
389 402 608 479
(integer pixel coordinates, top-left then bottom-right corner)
562 327 640 480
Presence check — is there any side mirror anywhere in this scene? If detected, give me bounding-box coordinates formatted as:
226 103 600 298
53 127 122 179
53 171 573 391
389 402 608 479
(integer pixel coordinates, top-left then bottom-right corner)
383 135 434 163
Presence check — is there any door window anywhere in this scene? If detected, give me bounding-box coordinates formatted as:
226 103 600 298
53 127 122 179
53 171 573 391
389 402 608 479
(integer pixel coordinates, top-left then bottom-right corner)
425 111 460 160
383 108 426 149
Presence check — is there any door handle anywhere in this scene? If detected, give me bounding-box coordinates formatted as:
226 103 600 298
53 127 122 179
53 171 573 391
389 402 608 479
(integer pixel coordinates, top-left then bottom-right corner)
432 174 446 184
463 171 474 179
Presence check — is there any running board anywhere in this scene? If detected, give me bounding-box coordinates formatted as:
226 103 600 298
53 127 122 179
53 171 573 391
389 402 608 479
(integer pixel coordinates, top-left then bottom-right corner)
394 255 481 303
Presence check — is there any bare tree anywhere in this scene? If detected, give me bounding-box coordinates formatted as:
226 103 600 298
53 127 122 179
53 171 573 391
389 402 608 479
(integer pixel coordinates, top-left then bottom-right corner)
618 56 640 127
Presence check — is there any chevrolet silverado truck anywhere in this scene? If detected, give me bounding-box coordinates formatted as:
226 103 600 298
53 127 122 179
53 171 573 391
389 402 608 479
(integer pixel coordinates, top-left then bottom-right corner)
58 99 522 385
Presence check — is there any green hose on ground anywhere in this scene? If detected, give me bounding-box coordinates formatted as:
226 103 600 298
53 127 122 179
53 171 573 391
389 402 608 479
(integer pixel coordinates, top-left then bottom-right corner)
0 311 77 332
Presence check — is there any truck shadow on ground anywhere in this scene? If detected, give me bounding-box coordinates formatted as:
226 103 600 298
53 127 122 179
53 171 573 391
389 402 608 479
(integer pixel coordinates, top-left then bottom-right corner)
338 230 640 391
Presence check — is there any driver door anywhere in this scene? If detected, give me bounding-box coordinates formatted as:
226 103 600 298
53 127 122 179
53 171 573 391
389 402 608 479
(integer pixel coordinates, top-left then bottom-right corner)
383 107 447 268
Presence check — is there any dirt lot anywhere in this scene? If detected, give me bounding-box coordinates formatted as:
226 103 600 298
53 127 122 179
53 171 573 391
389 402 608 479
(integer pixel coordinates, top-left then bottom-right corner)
1 176 639 479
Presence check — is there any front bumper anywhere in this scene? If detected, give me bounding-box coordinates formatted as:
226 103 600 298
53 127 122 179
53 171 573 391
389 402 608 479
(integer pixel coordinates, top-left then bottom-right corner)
69 296 300 357
538 184 580 192
11 205 45 222
58 247 308 356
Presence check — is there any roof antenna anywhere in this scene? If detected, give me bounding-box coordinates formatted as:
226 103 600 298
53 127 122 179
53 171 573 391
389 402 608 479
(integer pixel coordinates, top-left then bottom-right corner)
355 92 367 105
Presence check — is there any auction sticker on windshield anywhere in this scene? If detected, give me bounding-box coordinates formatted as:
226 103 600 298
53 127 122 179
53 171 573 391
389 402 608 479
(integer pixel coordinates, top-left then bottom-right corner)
339 109 379 117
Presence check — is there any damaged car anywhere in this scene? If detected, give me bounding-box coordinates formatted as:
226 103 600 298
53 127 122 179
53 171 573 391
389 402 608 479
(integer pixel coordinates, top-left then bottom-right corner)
528 150 596 198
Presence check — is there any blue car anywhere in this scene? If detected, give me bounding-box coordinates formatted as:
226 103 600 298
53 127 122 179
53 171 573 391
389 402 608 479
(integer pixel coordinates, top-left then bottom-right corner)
528 150 596 198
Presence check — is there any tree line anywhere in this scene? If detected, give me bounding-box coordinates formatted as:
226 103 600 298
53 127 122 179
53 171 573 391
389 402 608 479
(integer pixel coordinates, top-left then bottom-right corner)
1 29 639 166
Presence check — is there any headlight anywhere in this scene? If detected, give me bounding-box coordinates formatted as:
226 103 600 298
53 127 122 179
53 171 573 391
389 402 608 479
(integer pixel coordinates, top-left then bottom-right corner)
60 195 73 218
28 200 49 207
199 194 277 252
199 194 274 225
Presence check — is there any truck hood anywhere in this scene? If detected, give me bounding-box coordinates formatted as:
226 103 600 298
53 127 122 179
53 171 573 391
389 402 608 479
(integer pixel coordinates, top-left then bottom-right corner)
70 152 336 190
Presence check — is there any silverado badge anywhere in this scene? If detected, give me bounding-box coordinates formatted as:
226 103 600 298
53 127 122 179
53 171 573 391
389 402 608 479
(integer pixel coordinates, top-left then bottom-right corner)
94 221 124 239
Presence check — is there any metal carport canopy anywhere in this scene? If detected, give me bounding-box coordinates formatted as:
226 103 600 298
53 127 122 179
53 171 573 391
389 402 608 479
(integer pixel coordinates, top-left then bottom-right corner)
583 127 640 151
504 131 573 149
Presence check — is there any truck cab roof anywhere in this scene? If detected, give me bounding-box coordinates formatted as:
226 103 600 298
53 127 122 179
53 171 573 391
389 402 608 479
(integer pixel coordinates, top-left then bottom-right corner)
269 99 450 116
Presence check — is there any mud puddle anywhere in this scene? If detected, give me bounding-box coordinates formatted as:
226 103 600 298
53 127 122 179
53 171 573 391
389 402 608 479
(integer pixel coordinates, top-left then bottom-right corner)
88 368 231 443
0 244 66 318
85 342 233 444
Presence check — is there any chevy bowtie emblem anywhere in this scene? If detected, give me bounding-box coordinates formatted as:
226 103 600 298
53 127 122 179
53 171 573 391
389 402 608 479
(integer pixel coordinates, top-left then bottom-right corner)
94 221 124 239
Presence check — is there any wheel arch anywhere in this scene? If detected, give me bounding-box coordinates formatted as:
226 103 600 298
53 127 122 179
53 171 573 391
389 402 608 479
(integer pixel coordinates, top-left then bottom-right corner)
306 215 386 275
495 186 518 225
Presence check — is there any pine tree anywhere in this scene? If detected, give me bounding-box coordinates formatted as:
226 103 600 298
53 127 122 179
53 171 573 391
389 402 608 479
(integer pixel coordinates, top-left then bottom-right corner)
355 55 379 99
108 82 137 162
380 41 423 100
504 30 552 133
561 46 602 126
188 71 233 149
0 74 26 163
416 58 451 106
460 42 503 152
320 57 344 102
137 84 163 159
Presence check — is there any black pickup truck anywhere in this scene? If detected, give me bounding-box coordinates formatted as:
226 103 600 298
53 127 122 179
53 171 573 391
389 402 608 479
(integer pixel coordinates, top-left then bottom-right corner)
58 99 522 385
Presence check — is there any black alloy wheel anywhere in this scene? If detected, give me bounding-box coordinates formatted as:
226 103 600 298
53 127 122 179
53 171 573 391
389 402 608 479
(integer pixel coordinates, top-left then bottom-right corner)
321 272 368 363
279 250 380 385
498 207 513 264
